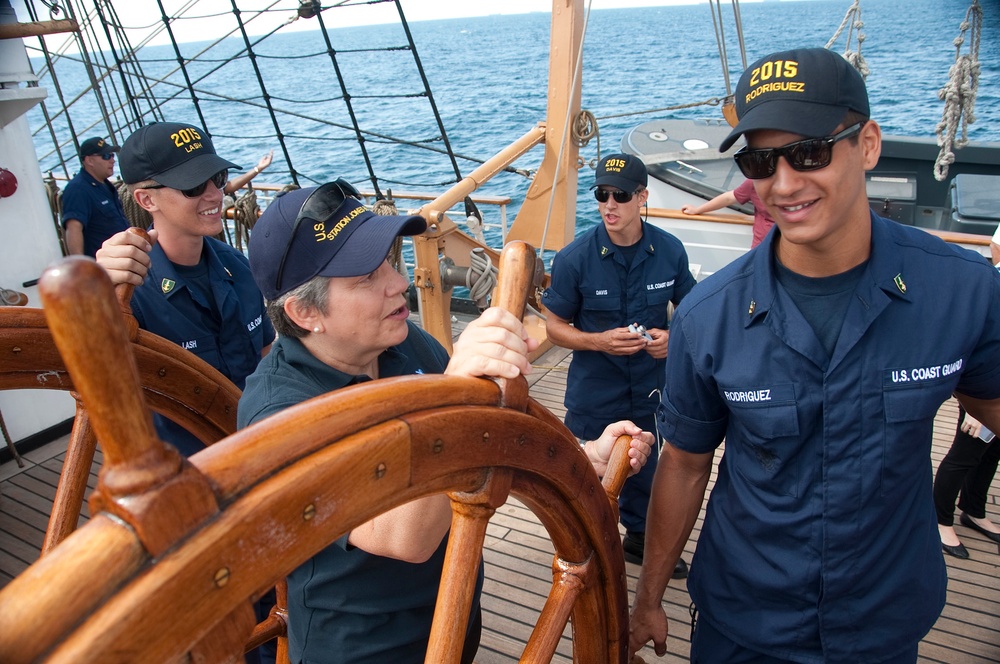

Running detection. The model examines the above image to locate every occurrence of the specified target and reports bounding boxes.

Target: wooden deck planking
[0,343,997,662]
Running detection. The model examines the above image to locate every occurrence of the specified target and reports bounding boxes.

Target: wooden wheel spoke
[41,400,97,554]
[427,469,514,663]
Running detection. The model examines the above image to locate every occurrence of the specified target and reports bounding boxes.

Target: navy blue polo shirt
[542,221,695,439]
[60,170,130,257]
[132,237,274,456]
[238,324,483,663]
[657,213,1000,662]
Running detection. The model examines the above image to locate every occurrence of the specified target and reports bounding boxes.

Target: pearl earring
[313,327,321,333]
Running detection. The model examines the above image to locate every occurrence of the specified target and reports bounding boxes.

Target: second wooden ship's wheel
[0,242,634,663]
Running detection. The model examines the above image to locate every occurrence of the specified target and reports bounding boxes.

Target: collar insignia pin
[224,267,232,277]
[600,245,609,256]
[161,278,175,294]
[894,274,906,293]
[748,300,756,315]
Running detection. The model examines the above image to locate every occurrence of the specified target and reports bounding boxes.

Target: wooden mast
[411,0,583,352]
[507,0,584,252]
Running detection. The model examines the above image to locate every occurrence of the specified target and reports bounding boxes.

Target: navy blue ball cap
[720,47,870,152]
[593,153,648,191]
[249,184,427,301]
[79,137,120,159]
[119,121,240,188]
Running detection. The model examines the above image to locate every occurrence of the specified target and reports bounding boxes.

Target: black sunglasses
[734,122,865,180]
[594,188,641,204]
[274,178,362,294]
[100,152,116,161]
[142,170,229,198]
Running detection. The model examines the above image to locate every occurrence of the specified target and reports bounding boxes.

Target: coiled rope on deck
[466,248,497,310]
[825,0,869,80]
[934,0,982,182]
[372,192,406,274]
[231,187,261,252]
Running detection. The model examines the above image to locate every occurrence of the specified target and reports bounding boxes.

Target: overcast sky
[22,0,716,44]
[15,0,790,51]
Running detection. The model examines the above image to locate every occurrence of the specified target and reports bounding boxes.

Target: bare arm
[681,190,738,216]
[545,312,647,357]
[347,495,454,563]
[347,306,540,562]
[629,443,713,658]
[64,220,85,255]
[990,242,1000,267]
[223,150,273,195]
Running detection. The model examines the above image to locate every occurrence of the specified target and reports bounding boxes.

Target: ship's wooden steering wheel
[0,242,633,663]
[0,289,240,551]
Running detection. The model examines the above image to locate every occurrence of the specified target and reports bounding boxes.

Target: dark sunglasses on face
[594,187,640,204]
[141,170,229,198]
[99,152,116,161]
[734,122,866,180]
[274,178,362,293]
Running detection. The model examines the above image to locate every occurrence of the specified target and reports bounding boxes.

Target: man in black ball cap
[630,46,1000,664]
[95,121,275,456]
[61,136,130,256]
[542,153,696,578]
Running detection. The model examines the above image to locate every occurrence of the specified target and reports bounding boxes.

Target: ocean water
[29,0,1000,241]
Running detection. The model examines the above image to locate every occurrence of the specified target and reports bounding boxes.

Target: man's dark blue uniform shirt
[542,220,695,438]
[60,169,130,257]
[657,213,1000,663]
[133,236,274,456]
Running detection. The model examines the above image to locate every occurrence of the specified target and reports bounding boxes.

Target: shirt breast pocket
[728,401,801,498]
[881,383,951,496]
[643,287,673,327]
[178,334,221,369]
[581,292,621,329]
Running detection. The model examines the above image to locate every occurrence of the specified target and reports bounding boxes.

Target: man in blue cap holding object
[630,47,1000,663]
[543,153,696,579]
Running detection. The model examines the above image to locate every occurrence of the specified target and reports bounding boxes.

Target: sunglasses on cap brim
[274,178,363,293]
[734,122,865,180]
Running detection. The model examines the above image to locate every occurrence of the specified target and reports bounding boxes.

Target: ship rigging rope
[708,0,733,96]
[117,182,153,230]
[372,194,405,274]
[33,0,522,192]
[231,188,261,251]
[825,0,869,79]
[933,0,982,182]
